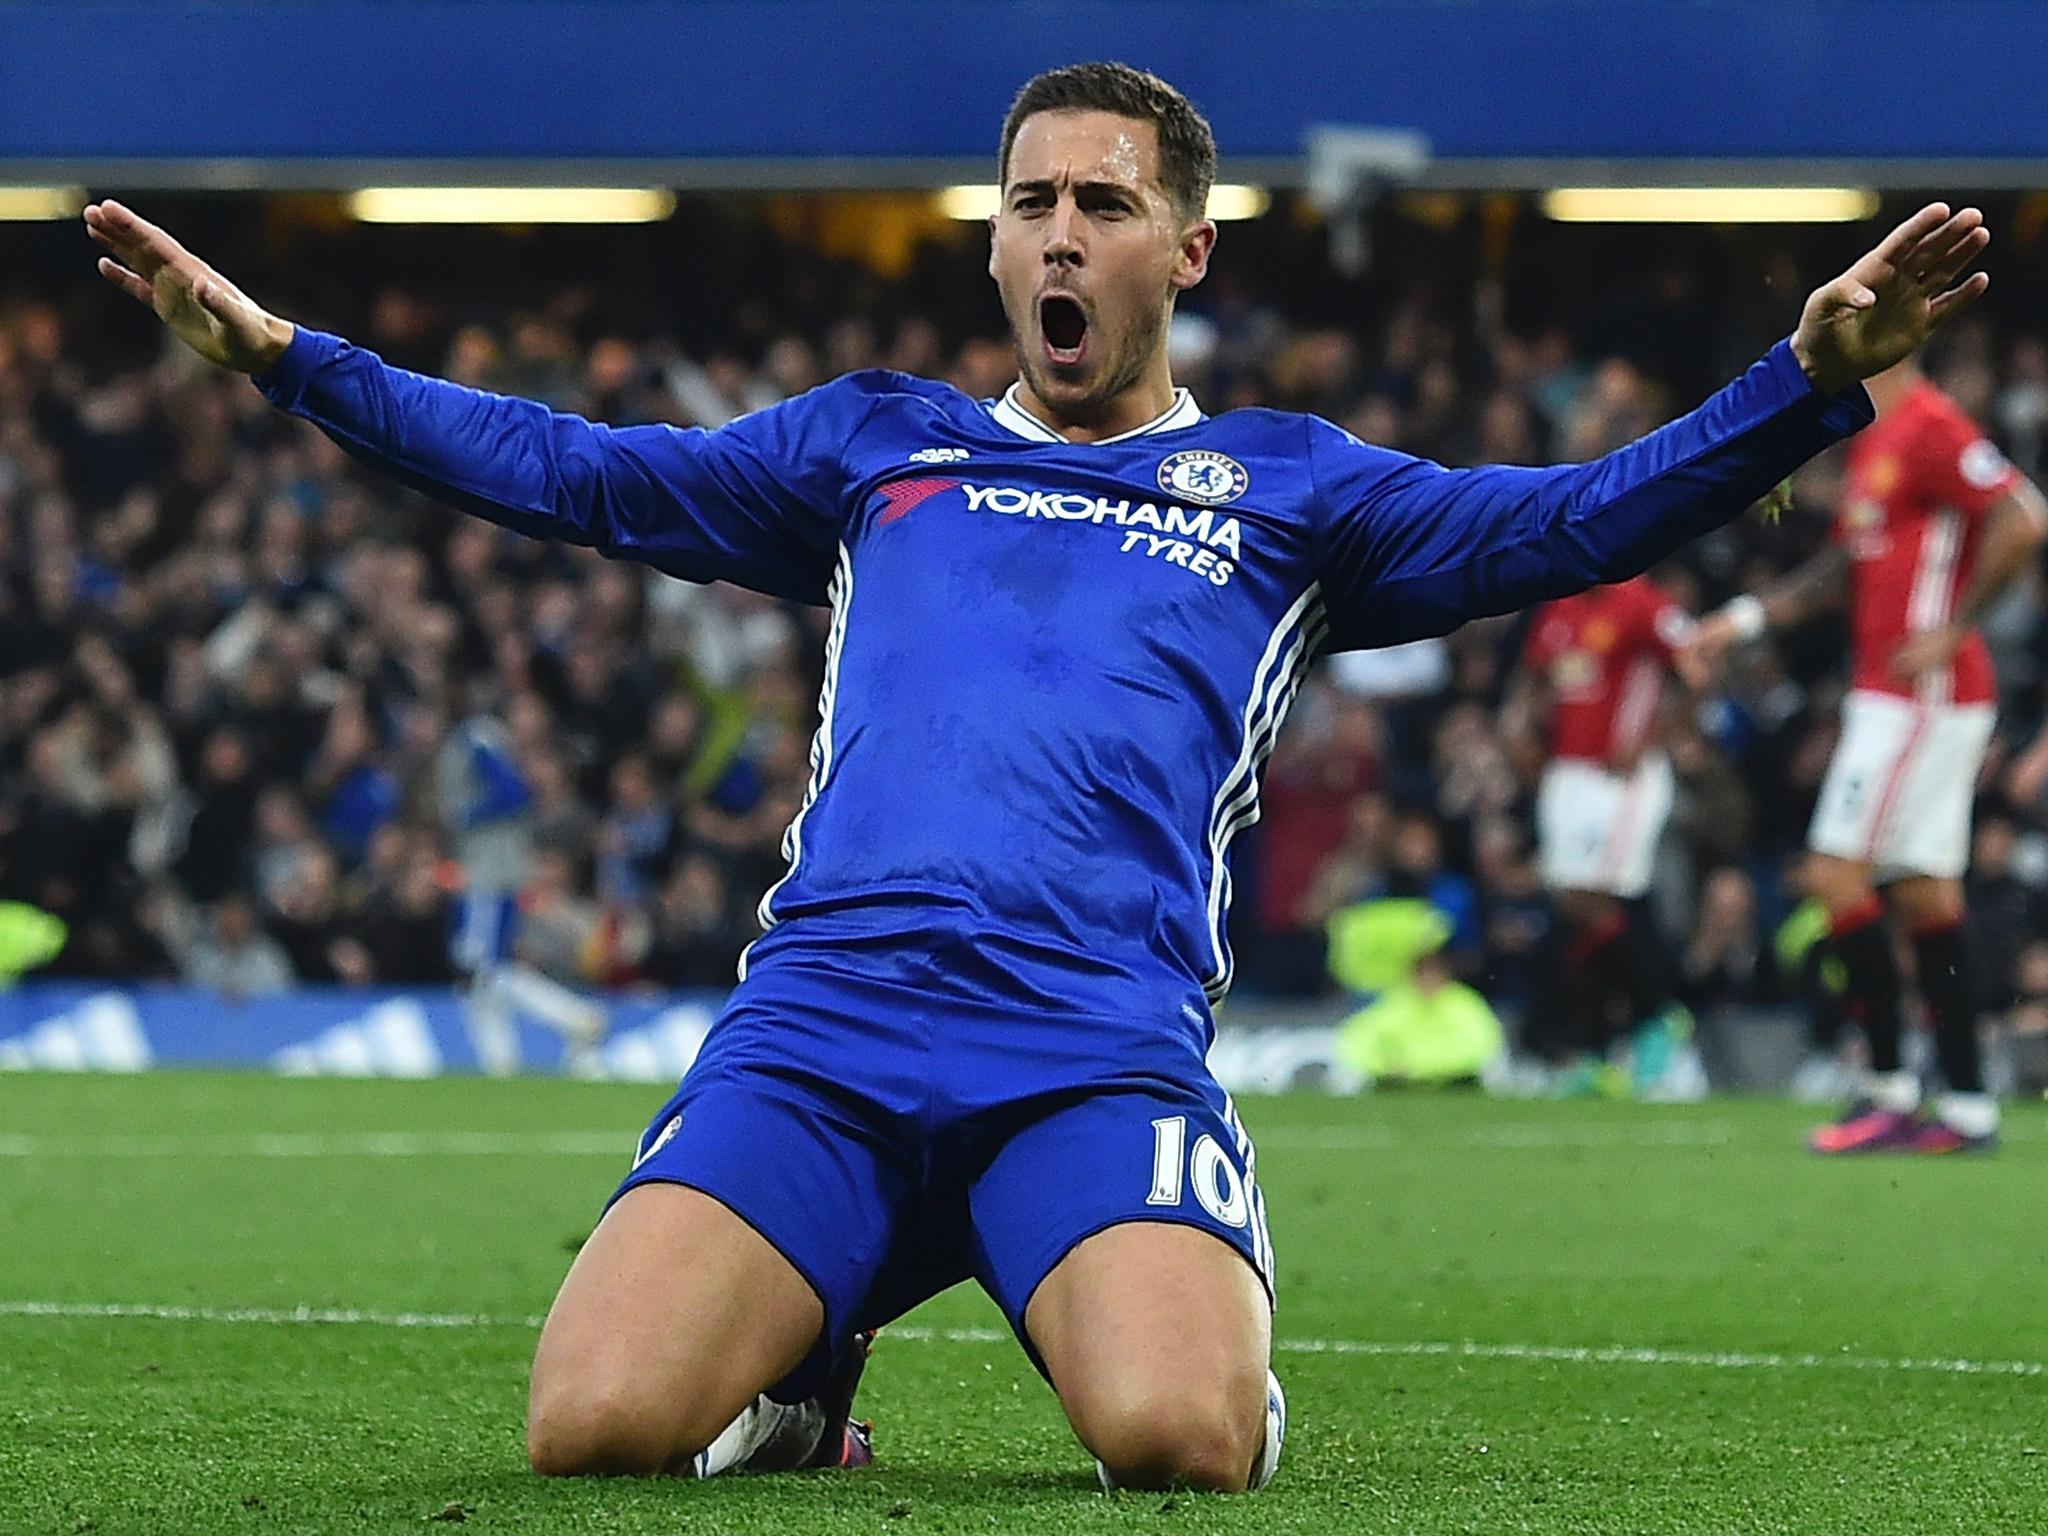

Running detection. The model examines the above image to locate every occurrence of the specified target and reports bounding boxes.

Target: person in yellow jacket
[0,902,68,988]
[1327,897,1505,1085]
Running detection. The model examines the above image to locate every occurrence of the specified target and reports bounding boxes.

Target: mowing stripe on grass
[0,1123,1758,1158]
[0,1300,541,1328]
[1272,1338,2047,1377]
[0,1131,634,1158]
[1258,1122,1739,1151]
[2,1300,2040,1380]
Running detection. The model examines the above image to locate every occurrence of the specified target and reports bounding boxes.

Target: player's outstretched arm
[85,200,853,604]
[1790,203,1991,395]
[1312,204,1991,652]
[86,200,294,374]
[1312,351,1871,650]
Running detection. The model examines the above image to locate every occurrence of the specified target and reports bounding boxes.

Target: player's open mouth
[1039,294,1089,366]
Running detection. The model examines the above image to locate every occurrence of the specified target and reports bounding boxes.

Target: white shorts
[1807,690,1995,881]
[1537,754,1674,899]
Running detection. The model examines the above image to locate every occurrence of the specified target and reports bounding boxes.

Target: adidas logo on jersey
[908,447,970,464]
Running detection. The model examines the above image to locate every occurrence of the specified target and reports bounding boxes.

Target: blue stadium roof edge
[2,1,2047,184]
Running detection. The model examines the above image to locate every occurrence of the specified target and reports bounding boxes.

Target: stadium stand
[7,193,2048,1076]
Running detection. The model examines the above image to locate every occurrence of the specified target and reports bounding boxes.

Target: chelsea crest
[1157,450,1249,506]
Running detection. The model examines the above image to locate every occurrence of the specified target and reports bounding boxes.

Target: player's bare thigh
[1803,853,1963,929]
[1803,850,1881,917]
[1886,873,1964,930]
[1025,1220,1270,1492]
[527,1183,823,1476]
[1554,888,1621,927]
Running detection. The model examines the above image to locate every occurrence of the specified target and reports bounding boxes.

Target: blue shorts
[606,959,1275,1401]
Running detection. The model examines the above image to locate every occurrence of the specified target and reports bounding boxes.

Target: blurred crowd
[7,195,2048,1057]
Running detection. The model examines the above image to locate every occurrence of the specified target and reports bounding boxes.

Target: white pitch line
[1,1301,2039,1381]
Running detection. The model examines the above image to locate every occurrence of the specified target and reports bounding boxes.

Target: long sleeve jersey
[256,331,1869,1050]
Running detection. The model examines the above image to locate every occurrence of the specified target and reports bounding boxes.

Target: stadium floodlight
[343,188,676,224]
[1543,187,1881,223]
[0,186,86,220]
[937,185,1000,220]
[1205,185,1272,221]
[1304,127,1433,276]
[935,184,1272,221]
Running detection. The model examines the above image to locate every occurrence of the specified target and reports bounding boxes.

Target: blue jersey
[256,333,1867,1055]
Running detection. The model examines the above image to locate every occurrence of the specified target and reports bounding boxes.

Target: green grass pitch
[2,1073,2044,1534]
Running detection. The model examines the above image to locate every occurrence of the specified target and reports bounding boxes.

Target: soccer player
[1513,576,1696,1092]
[85,63,1986,1491]
[435,698,608,1077]
[1686,354,2047,1153]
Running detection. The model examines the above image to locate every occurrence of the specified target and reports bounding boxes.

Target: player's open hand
[84,200,294,375]
[1791,203,1990,395]
[1888,622,1965,682]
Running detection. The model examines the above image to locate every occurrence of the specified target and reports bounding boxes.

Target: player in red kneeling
[1687,353,2048,1152]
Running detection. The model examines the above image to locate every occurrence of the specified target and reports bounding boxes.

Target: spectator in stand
[1962,812,2040,1018]
[596,753,677,906]
[181,894,293,998]
[1679,867,1762,1018]
[338,830,455,986]
[642,852,755,990]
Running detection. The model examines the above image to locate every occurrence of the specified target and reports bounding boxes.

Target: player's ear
[1170,219,1218,293]
[986,214,999,281]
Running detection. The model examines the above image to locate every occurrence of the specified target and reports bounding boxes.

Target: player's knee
[1082,1376,1266,1492]
[1556,889,1612,927]
[1802,854,1875,916]
[1892,877,1963,931]
[526,1378,710,1478]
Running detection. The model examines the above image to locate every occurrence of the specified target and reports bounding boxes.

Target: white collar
[989,382,1203,444]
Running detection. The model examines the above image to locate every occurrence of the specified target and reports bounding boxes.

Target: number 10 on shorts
[1147,1115,1250,1227]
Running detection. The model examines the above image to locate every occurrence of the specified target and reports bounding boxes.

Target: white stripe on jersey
[1202,585,1328,1003]
[1906,509,1962,707]
[1205,615,1326,1001]
[1222,1092,1277,1284]
[738,544,854,982]
[1211,623,1326,854]
[1610,656,1663,758]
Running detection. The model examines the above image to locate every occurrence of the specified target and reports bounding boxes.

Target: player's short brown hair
[999,62,1217,223]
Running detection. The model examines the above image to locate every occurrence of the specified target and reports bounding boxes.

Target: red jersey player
[1513,576,1696,1092]
[1687,356,2048,1151]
